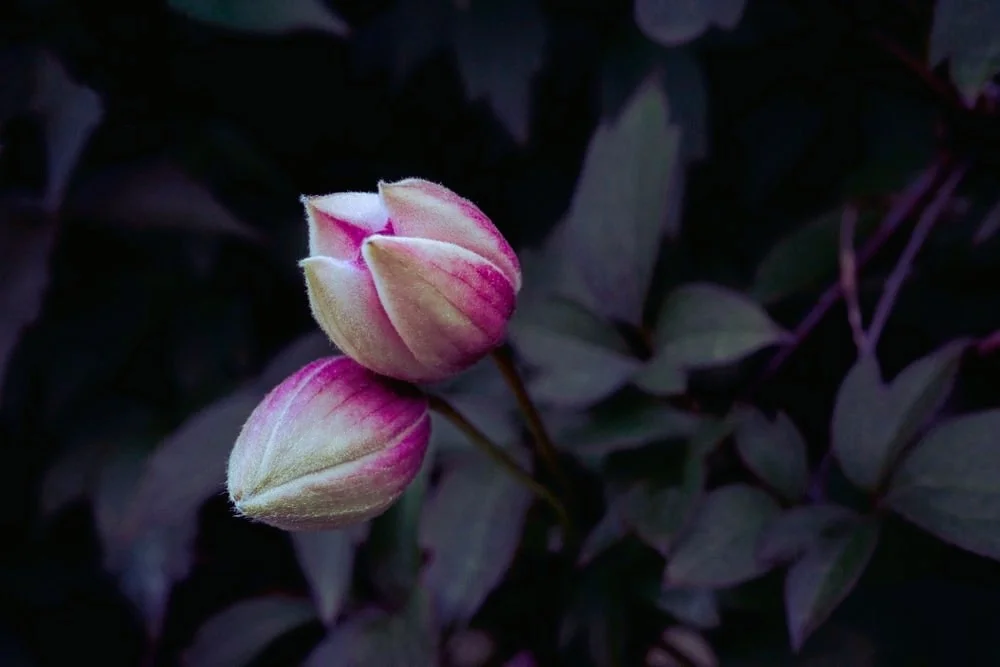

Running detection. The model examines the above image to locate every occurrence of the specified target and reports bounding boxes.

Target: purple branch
[839,205,868,353]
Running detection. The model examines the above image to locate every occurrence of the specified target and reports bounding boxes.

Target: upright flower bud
[227,356,430,531]
[299,178,521,383]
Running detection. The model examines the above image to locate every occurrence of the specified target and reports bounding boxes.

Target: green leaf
[292,526,367,626]
[665,484,781,588]
[184,596,316,667]
[784,519,880,651]
[451,0,544,143]
[929,0,1000,106]
[635,0,747,47]
[639,284,790,380]
[304,590,438,667]
[756,504,856,566]
[168,0,349,36]
[654,587,720,629]
[620,474,704,556]
[831,341,967,492]
[552,76,682,325]
[734,408,809,502]
[885,410,1000,560]
[419,452,533,625]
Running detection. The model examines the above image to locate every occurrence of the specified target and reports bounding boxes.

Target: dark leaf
[578,507,629,566]
[734,408,809,501]
[665,484,781,588]
[660,626,720,667]
[654,587,720,629]
[929,0,1000,105]
[620,460,705,556]
[168,0,349,36]
[420,451,532,625]
[184,596,316,667]
[293,525,368,626]
[784,519,880,651]
[756,504,855,565]
[635,0,747,47]
[973,194,1000,244]
[885,409,1000,560]
[831,341,967,492]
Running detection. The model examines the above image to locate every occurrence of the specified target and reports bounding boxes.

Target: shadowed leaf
[929,0,1000,105]
[635,0,747,47]
[292,525,368,626]
[734,408,809,501]
[756,504,855,565]
[168,0,349,36]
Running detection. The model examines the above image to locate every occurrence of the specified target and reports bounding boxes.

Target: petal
[378,178,522,290]
[302,192,388,259]
[362,235,517,377]
[299,256,428,382]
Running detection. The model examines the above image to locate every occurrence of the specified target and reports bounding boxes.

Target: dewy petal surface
[300,256,427,381]
[362,235,517,377]
[378,179,522,290]
[303,192,389,259]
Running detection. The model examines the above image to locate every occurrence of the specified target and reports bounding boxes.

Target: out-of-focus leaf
[660,626,720,667]
[292,524,368,626]
[168,0,349,36]
[502,651,536,667]
[635,0,746,47]
[578,506,629,566]
[885,410,1000,560]
[654,587,720,629]
[0,211,57,403]
[831,341,967,492]
[452,0,544,143]
[420,451,532,625]
[67,160,261,240]
[559,556,631,667]
[756,504,855,565]
[785,519,880,651]
[445,629,494,667]
[426,358,519,457]
[929,0,1000,106]
[665,484,780,588]
[620,456,705,555]
[973,194,1000,243]
[734,408,809,502]
[39,440,105,516]
[304,590,438,667]
[184,596,316,667]
[638,284,789,390]
[30,52,103,211]
[553,76,681,325]
[509,297,641,409]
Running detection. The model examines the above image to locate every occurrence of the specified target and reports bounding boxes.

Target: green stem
[428,394,575,549]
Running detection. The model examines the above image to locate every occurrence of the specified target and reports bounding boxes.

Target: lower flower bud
[227,356,431,531]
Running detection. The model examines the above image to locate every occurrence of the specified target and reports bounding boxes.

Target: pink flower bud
[299,178,521,383]
[227,356,430,531]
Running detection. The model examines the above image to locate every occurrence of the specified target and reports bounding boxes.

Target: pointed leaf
[553,77,682,325]
[168,0,349,36]
[184,596,316,667]
[785,519,880,651]
[734,408,809,501]
[643,283,790,373]
[620,464,705,556]
[756,504,855,565]
[635,0,747,47]
[578,507,628,566]
[654,587,720,630]
[292,526,367,626]
[420,453,533,625]
[832,341,967,491]
[929,0,1000,106]
[665,484,781,588]
[885,410,1000,560]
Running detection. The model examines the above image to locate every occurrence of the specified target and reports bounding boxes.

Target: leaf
[39,440,106,516]
[929,0,1000,106]
[553,76,682,325]
[420,452,533,625]
[292,526,367,626]
[831,341,967,492]
[665,484,781,588]
[184,596,316,667]
[30,52,103,211]
[360,0,451,84]
[168,0,349,36]
[508,297,641,408]
[67,160,260,240]
[639,284,790,380]
[654,587,720,629]
[734,408,809,502]
[973,194,1000,244]
[635,0,747,47]
[619,457,706,555]
[578,507,629,566]
[885,410,1000,560]
[451,0,544,143]
[785,519,880,651]
[0,211,57,404]
[304,590,438,667]
[756,504,855,565]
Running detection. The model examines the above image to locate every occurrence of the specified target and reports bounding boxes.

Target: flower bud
[227,356,430,531]
[299,178,521,383]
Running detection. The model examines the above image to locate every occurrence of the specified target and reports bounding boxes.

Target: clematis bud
[227,356,430,531]
[299,178,521,383]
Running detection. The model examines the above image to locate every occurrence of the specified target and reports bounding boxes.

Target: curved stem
[428,394,575,549]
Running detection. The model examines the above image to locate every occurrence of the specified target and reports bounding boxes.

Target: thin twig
[756,161,944,385]
[866,165,968,351]
[839,204,868,353]
[427,394,576,549]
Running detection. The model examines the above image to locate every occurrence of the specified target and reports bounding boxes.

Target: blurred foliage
[2,0,1000,665]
